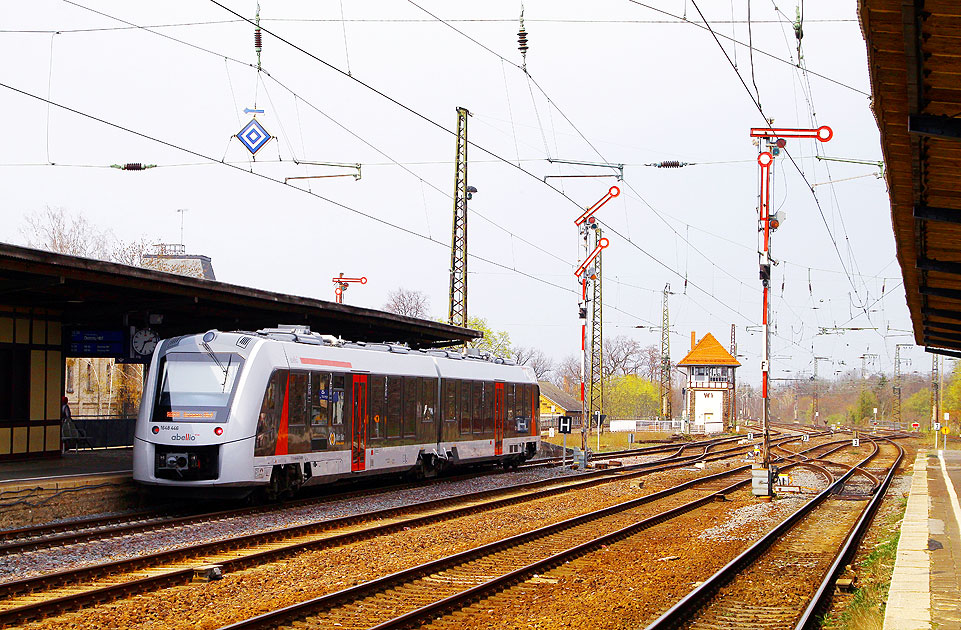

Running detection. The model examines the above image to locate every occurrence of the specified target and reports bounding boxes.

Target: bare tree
[551,354,581,395]
[383,288,432,319]
[513,346,555,379]
[603,335,647,377]
[21,206,117,261]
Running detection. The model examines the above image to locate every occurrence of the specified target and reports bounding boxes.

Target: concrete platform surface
[883,448,961,630]
[0,448,132,491]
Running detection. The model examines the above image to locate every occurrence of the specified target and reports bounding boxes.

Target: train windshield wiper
[201,341,228,385]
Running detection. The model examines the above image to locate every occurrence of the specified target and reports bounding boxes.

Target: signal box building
[677,332,740,434]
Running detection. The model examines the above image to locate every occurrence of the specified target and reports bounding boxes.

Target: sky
[0,1,927,386]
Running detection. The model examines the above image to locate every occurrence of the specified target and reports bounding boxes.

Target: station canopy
[861,1,961,356]
[0,243,477,349]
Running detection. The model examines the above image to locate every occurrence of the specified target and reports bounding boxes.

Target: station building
[537,381,583,428]
[0,243,476,461]
[677,332,740,434]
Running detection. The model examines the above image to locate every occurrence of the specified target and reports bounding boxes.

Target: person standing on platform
[61,396,72,423]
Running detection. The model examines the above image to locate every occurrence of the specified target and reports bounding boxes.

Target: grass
[821,495,907,630]
[542,430,681,452]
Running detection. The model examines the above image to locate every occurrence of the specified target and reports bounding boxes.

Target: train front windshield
[152,352,245,423]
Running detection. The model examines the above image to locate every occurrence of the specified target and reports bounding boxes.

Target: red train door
[494,382,504,455]
[351,375,368,472]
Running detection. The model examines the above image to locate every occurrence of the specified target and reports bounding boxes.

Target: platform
[0,447,132,493]
[883,448,961,630]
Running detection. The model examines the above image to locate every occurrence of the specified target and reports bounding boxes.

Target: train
[132,325,541,498]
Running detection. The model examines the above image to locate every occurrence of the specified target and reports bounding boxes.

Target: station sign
[68,329,125,357]
[852,438,860,447]
[558,416,573,434]
[935,422,941,431]
[801,434,809,442]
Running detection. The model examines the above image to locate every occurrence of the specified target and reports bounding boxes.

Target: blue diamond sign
[238,118,271,155]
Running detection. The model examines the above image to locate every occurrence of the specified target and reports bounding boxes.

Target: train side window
[472,381,484,434]
[331,374,345,426]
[420,377,436,423]
[403,376,417,437]
[519,384,531,423]
[287,372,308,426]
[532,383,540,432]
[459,379,471,435]
[369,375,386,441]
[444,380,457,423]
[386,376,402,439]
[310,372,331,426]
[506,383,515,426]
[482,382,494,433]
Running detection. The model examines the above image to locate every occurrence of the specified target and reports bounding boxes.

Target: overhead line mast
[449,107,471,329]
[660,285,672,422]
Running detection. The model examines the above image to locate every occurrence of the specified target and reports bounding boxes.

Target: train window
[532,383,540,432]
[386,376,402,439]
[403,377,417,437]
[459,379,471,435]
[369,375,386,441]
[287,372,308,426]
[506,383,515,426]
[331,374,345,426]
[310,372,330,426]
[420,377,436,423]
[255,370,286,457]
[519,384,531,422]
[472,381,484,434]
[444,380,457,423]
[481,382,494,433]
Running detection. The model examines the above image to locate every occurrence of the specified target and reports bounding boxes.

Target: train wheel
[418,454,438,480]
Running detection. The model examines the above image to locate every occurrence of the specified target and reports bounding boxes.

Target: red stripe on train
[299,357,353,368]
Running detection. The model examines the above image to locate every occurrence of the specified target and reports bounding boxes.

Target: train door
[494,382,504,455]
[351,375,368,472]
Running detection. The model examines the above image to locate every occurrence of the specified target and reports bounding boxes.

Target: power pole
[813,356,829,424]
[574,186,618,453]
[588,226,604,450]
[932,354,941,430]
[729,323,737,429]
[660,284,672,422]
[448,107,470,329]
[893,343,912,425]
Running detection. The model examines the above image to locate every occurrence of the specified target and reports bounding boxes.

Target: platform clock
[131,327,159,356]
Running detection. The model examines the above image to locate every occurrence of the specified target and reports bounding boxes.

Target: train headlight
[214,426,224,436]
[203,331,216,343]
[151,426,159,434]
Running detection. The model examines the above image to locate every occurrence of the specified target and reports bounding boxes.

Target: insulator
[125,163,143,171]
[654,160,688,168]
[517,28,529,54]
[254,28,262,50]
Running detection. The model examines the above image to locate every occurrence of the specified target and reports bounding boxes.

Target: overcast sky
[0,1,924,384]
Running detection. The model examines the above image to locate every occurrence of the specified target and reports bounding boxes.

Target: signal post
[749,125,832,498]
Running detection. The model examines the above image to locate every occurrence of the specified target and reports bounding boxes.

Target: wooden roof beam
[909,114,961,140]
[923,319,961,333]
[914,203,961,223]
[925,346,961,359]
[920,285,961,300]
[918,257,961,274]
[923,306,961,321]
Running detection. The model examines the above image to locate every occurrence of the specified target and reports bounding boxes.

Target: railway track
[212,445,840,630]
[644,437,904,630]
[0,434,818,625]
[0,433,757,556]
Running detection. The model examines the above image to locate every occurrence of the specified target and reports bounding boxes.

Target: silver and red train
[132,326,540,498]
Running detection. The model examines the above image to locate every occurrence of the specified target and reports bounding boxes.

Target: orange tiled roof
[677,332,741,367]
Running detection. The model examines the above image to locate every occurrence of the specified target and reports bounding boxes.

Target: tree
[605,375,659,418]
[602,335,647,377]
[848,390,880,425]
[513,346,554,379]
[21,206,117,261]
[552,354,581,396]
[383,288,431,319]
[464,316,512,357]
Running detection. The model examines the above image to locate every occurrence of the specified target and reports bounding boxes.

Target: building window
[66,363,75,393]
[85,363,94,392]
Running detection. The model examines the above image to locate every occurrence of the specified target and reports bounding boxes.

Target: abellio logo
[171,433,197,441]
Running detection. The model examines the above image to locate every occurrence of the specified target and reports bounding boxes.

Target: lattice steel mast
[449,107,469,328]
[660,284,672,421]
[588,226,604,441]
[893,343,911,424]
[729,323,736,429]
